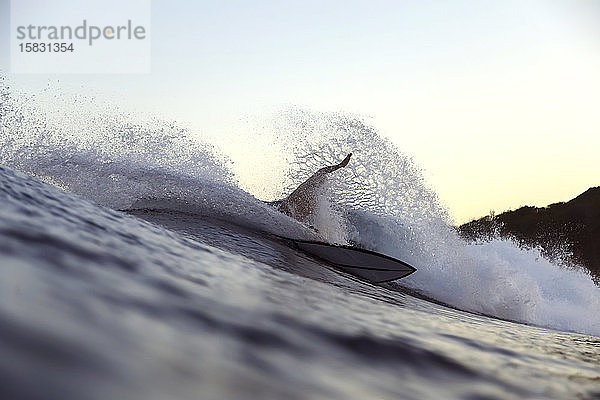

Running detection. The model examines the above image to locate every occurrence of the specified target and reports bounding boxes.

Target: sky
[1,0,599,223]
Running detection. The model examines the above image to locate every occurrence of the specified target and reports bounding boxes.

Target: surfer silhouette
[278,153,352,222]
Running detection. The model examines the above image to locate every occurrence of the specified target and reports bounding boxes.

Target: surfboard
[124,207,416,284]
[289,239,416,283]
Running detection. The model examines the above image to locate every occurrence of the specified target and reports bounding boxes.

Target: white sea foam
[354,210,600,335]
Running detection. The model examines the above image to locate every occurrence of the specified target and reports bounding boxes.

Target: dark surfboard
[124,207,416,284]
[290,239,416,283]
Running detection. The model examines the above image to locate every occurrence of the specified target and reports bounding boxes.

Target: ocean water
[1,79,600,399]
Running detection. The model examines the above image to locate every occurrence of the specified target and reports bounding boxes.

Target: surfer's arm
[278,153,352,221]
[289,153,352,197]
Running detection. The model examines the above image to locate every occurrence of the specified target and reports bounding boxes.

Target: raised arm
[318,153,352,174]
[278,153,352,221]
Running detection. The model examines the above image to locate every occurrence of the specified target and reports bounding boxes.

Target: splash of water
[0,77,315,239]
[0,77,232,208]
[1,77,598,336]
[258,108,600,336]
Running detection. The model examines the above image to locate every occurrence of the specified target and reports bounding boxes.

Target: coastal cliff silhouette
[460,187,600,280]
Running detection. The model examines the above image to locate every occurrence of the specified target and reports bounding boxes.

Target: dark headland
[459,187,600,281]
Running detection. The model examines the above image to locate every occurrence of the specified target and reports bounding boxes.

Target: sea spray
[261,108,600,335]
[1,76,599,335]
[0,77,316,240]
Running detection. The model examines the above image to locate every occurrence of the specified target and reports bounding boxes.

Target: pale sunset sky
[1,0,599,223]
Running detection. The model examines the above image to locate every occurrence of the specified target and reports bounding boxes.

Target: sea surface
[1,79,600,399]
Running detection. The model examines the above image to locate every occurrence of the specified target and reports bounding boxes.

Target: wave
[0,76,316,240]
[1,76,598,336]
[260,108,600,335]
